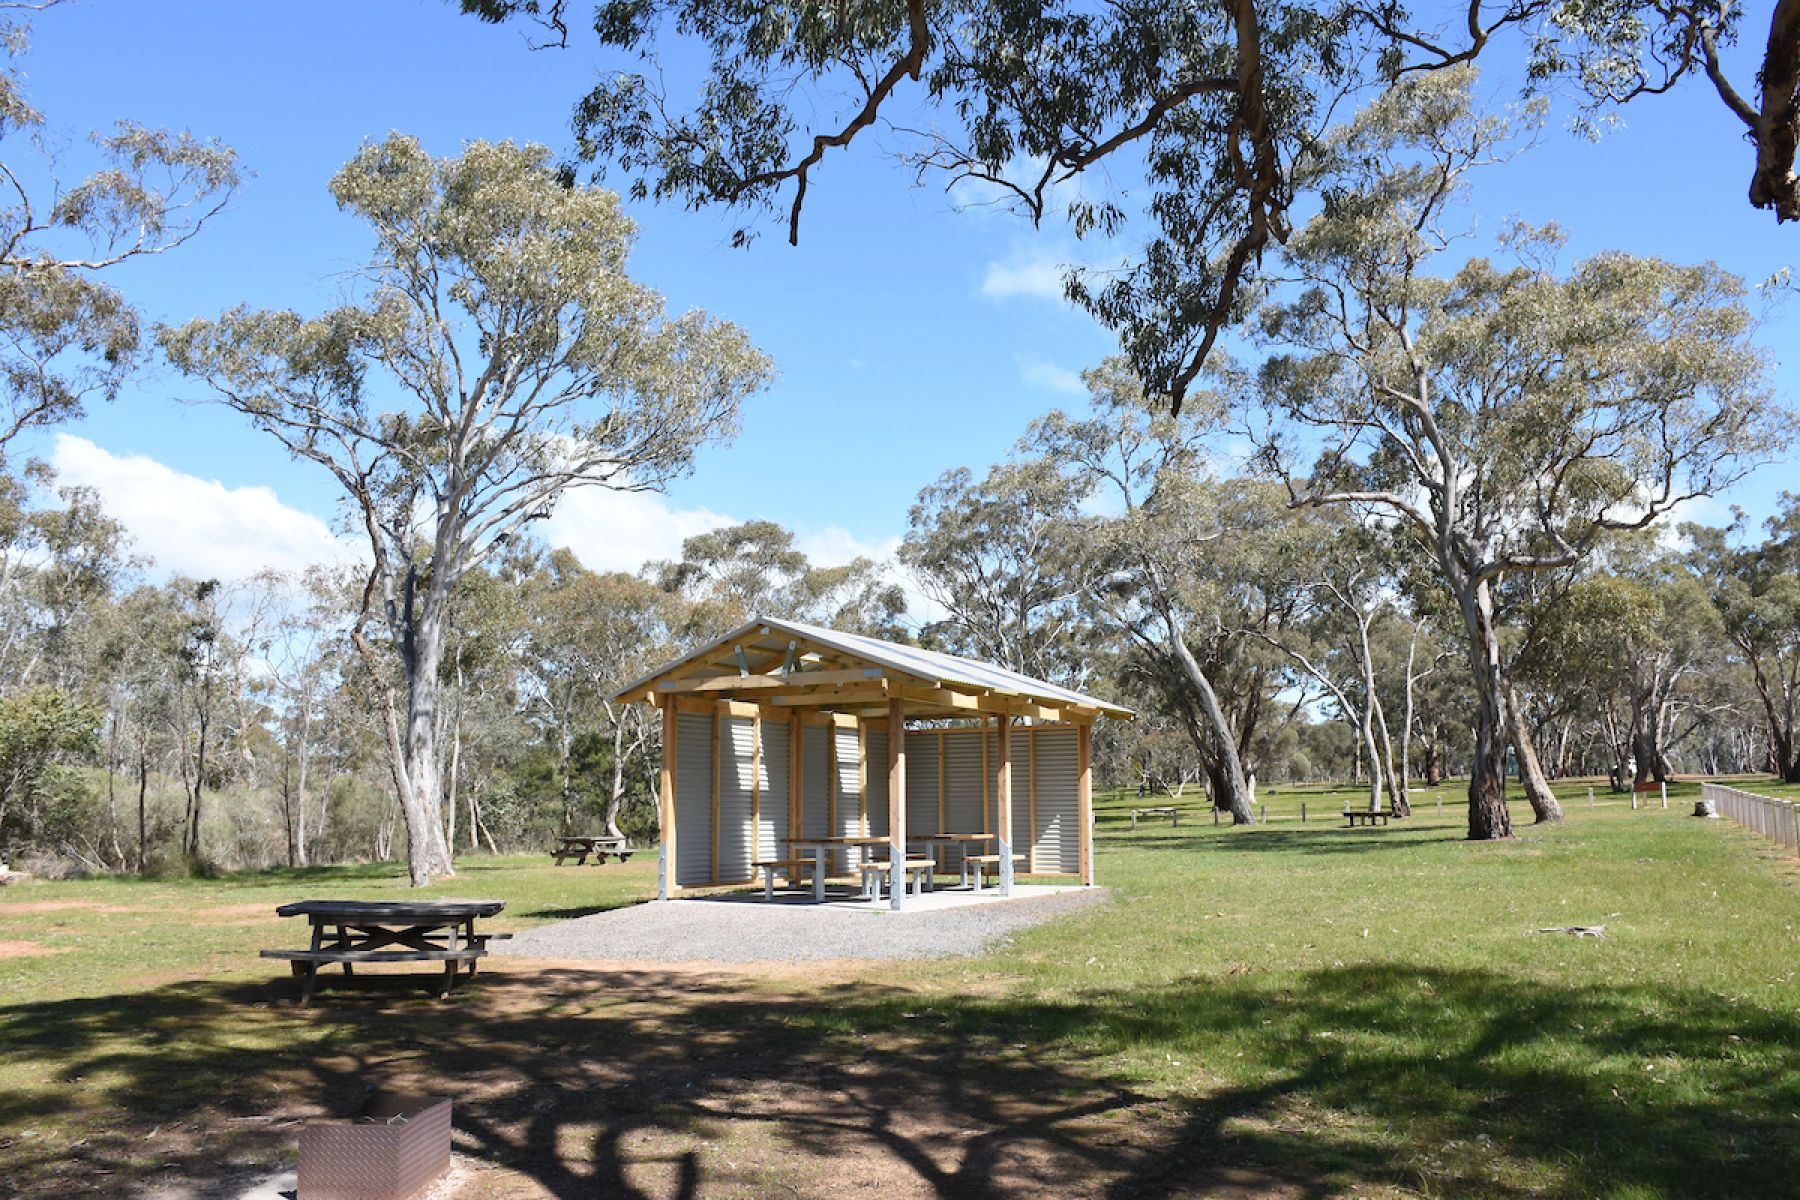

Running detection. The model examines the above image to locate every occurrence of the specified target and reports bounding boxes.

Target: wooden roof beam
[659,667,885,695]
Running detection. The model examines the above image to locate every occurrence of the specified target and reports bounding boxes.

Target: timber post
[658,698,676,900]
[997,714,1014,896]
[887,697,906,911]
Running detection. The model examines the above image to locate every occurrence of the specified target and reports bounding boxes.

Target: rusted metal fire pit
[298,1090,451,1200]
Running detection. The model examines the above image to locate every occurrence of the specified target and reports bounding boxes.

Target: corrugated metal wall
[758,719,789,863]
[904,732,940,856]
[865,729,889,838]
[1030,726,1081,874]
[981,730,1032,862]
[717,716,756,883]
[834,726,862,833]
[670,713,1083,887]
[801,725,831,839]
[674,713,714,887]
[941,730,985,874]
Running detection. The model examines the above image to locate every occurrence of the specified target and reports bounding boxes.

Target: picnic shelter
[612,617,1134,909]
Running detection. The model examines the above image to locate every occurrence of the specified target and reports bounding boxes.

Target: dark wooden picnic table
[261,899,508,1003]
[551,835,635,865]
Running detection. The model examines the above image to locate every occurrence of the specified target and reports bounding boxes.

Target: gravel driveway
[497,886,1109,963]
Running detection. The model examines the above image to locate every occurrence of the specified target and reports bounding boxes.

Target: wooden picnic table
[551,835,634,865]
[914,832,1004,890]
[261,899,508,1003]
[780,836,890,903]
[1343,809,1392,827]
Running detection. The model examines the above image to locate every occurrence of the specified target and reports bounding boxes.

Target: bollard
[1213,809,1220,826]
[1588,787,1594,807]
[1301,801,1308,823]
[1436,794,1443,815]
[1660,781,1668,809]
[1260,803,1266,823]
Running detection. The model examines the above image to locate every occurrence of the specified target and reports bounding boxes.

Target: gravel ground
[497,886,1109,962]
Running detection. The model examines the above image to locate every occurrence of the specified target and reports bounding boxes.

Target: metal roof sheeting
[614,614,1134,718]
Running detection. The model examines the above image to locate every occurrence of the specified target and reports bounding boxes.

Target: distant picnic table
[551,835,634,865]
[261,899,508,1003]
[1343,808,1393,827]
[1131,806,1180,830]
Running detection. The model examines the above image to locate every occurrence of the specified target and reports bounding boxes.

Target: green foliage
[0,9,238,455]
[654,519,906,639]
[0,686,101,852]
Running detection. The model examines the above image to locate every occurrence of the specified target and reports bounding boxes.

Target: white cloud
[795,527,900,568]
[1653,493,1732,551]
[537,485,736,574]
[1017,354,1086,396]
[979,246,1073,303]
[49,435,358,580]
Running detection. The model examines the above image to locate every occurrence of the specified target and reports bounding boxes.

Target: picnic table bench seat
[959,852,1027,891]
[753,858,820,899]
[264,899,507,1002]
[858,856,934,900]
[1343,809,1393,827]
[551,836,634,865]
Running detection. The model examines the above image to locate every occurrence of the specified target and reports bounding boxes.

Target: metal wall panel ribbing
[984,729,1035,875]
[1030,727,1081,874]
[758,720,790,863]
[941,730,985,873]
[801,726,831,839]
[865,729,890,839]
[986,734,1029,863]
[834,724,864,866]
[1008,731,1030,871]
[904,732,941,844]
[674,713,714,887]
[716,716,756,883]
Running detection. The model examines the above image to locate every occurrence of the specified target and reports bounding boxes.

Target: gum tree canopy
[2,3,238,457]
[163,136,773,885]
[462,0,1800,405]
[1252,72,1783,840]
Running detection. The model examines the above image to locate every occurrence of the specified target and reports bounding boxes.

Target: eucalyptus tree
[654,520,907,640]
[1027,359,1269,822]
[1687,496,1800,782]
[900,460,1093,684]
[0,684,98,861]
[463,0,1798,411]
[1,3,238,458]
[517,550,676,839]
[1525,560,1723,790]
[162,135,773,885]
[1244,512,1410,815]
[1253,70,1782,839]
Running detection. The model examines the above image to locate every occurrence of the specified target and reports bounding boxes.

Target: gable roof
[612,615,1133,721]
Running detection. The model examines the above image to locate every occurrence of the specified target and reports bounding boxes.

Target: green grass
[3,779,1796,1198]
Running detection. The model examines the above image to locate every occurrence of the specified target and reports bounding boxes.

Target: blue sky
[13,1,1796,605]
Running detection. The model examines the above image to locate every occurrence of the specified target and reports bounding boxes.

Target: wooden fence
[1701,782,1800,855]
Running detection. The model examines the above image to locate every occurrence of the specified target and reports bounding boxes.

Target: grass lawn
[2,778,1797,1198]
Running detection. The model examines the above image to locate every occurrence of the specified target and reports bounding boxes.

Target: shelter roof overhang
[611,616,1134,724]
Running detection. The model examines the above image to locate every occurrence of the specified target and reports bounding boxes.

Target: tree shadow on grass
[1118,827,1471,857]
[2,960,1795,1198]
[511,900,644,921]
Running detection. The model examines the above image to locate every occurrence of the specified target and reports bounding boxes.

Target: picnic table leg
[812,850,826,904]
[440,960,457,998]
[300,963,318,1005]
[764,866,775,901]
